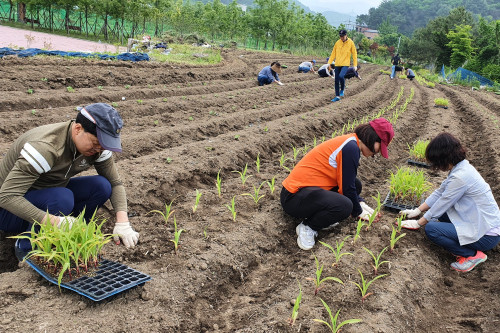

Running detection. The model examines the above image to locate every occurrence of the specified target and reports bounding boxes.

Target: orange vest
[282,134,359,194]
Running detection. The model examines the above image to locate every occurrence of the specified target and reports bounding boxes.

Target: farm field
[1,49,500,333]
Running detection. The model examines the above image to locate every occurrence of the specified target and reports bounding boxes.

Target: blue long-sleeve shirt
[258,66,279,83]
[423,159,500,245]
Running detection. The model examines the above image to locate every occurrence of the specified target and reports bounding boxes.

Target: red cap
[369,118,394,158]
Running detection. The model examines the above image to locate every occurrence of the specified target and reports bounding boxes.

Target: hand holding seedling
[113,222,140,248]
[358,202,380,222]
[399,207,421,219]
[400,219,421,230]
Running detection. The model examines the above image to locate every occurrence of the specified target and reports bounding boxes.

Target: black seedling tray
[382,192,421,212]
[15,240,151,301]
[407,159,430,168]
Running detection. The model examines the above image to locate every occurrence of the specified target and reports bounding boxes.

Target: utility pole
[396,36,401,54]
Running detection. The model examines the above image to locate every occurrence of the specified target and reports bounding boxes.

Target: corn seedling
[216,169,222,197]
[166,157,173,163]
[162,98,168,102]
[390,225,406,251]
[291,145,300,162]
[234,134,240,140]
[125,84,131,89]
[353,218,366,242]
[372,191,382,212]
[395,214,405,233]
[302,144,309,156]
[170,216,184,254]
[188,116,194,121]
[226,196,237,221]
[232,163,252,186]
[192,189,202,213]
[266,176,276,194]
[350,268,388,303]
[363,246,390,275]
[408,140,429,162]
[255,153,261,173]
[313,299,362,332]
[98,86,103,91]
[306,255,344,295]
[27,88,34,94]
[112,102,118,107]
[319,236,353,267]
[279,149,290,172]
[288,280,302,326]
[149,200,175,225]
[31,109,36,115]
[137,99,144,104]
[365,206,380,231]
[389,167,432,206]
[66,86,75,93]
[242,181,266,206]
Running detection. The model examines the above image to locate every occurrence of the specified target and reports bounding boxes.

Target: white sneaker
[296,222,318,250]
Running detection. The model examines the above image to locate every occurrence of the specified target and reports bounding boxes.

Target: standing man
[0,103,140,249]
[328,29,358,102]
[390,53,401,79]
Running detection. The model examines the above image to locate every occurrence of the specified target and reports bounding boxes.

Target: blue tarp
[0,47,149,62]
[447,67,493,87]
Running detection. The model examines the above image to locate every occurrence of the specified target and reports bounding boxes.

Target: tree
[446,24,475,68]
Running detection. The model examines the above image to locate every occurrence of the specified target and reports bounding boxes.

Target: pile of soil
[1,49,499,332]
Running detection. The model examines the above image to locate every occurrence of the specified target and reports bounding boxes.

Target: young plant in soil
[266,176,276,195]
[350,268,388,303]
[306,255,344,296]
[66,86,75,93]
[255,153,261,173]
[390,225,406,251]
[288,280,302,326]
[171,216,184,255]
[408,140,429,163]
[319,236,353,267]
[313,298,362,332]
[353,218,366,243]
[232,163,252,186]
[395,214,405,233]
[388,167,432,207]
[11,211,113,288]
[149,200,175,225]
[226,196,237,221]
[192,189,202,213]
[279,149,290,172]
[291,145,300,163]
[363,246,390,275]
[434,98,449,108]
[242,181,266,206]
[216,169,222,198]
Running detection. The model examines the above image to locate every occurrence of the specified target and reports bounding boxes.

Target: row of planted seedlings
[388,87,415,124]
[11,211,113,287]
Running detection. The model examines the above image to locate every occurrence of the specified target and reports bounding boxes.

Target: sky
[297,0,384,16]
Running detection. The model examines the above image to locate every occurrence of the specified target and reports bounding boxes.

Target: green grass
[149,44,222,65]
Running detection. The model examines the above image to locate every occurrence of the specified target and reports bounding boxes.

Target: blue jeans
[425,214,500,257]
[298,66,311,73]
[391,65,396,78]
[0,175,112,233]
[334,66,348,97]
[258,76,273,86]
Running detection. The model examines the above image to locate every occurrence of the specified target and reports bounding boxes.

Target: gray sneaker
[296,222,318,250]
[450,251,487,272]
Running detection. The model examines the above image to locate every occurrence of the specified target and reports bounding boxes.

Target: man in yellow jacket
[328,29,358,102]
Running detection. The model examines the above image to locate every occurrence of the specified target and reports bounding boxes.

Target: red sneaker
[450,251,487,272]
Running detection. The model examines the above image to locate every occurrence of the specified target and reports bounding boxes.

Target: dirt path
[0,49,499,333]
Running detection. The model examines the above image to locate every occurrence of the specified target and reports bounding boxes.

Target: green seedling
[98,86,103,91]
[266,176,276,194]
[363,246,390,275]
[162,98,168,102]
[350,268,387,303]
[137,99,144,104]
[188,116,194,121]
[242,181,266,206]
[192,189,202,213]
[279,149,290,172]
[306,255,344,296]
[125,84,131,89]
[148,84,152,88]
[216,169,222,197]
[153,120,159,126]
[232,164,252,186]
[41,77,48,82]
[203,227,208,240]
[31,109,37,115]
[66,86,75,93]
[112,102,118,107]
[263,126,269,132]
[389,167,432,206]
[170,216,184,254]
[390,225,406,251]
[319,236,353,267]
[289,280,302,326]
[372,191,382,212]
[234,134,240,140]
[226,196,237,221]
[149,200,175,225]
[408,140,429,162]
[291,145,300,162]
[255,153,261,173]
[302,144,309,156]
[313,299,362,333]
[434,98,449,107]
[395,214,405,233]
[166,157,173,163]
[353,218,366,242]
[27,88,34,94]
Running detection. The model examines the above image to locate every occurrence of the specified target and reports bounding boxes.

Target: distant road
[0,25,126,52]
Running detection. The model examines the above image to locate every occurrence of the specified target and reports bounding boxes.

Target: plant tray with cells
[12,213,151,301]
[383,167,431,212]
[407,139,430,168]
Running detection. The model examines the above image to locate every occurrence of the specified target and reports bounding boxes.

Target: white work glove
[358,201,375,221]
[277,81,284,86]
[113,222,140,248]
[399,208,421,219]
[57,216,77,230]
[401,219,421,230]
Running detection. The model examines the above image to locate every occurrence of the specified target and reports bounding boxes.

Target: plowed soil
[1,49,500,333]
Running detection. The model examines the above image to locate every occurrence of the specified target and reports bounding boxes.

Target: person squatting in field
[344,65,362,81]
[406,68,415,80]
[258,62,284,86]
[318,63,335,78]
[328,29,358,102]
[280,118,395,250]
[298,60,316,73]
[400,133,500,272]
[0,103,140,250]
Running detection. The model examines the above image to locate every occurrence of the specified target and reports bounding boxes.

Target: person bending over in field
[400,133,500,272]
[318,63,335,78]
[298,60,316,73]
[258,62,284,86]
[281,118,394,250]
[0,103,140,251]
[344,65,362,81]
[328,29,358,102]
[406,68,415,81]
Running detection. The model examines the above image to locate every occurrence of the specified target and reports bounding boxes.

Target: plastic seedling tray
[382,192,422,212]
[407,159,430,168]
[15,240,151,301]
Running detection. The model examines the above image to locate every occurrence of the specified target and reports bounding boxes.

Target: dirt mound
[1,49,500,333]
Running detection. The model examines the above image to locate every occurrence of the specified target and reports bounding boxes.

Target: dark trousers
[258,76,273,86]
[318,69,333,78]
[0,175,112,233]
[280,179,362,231]
[334,66,349,96]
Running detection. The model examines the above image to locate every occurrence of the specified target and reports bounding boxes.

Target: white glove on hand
[113,222,140,248]
[277,81,284,86]
[401,220,421,230]
[400,208,421,219]
[358,202,375,221]
[57,216,77,230]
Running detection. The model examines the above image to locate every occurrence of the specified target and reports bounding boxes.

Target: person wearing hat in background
[399,133,500,272]
[258,62,284,86]
[281,118,394,250]
[0,103,140,250]
[318,62,335,78]
[298,60,316,73]
[328,29,358,102]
